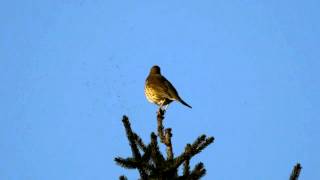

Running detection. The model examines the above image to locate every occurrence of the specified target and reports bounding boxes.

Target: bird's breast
[144,85,163,105]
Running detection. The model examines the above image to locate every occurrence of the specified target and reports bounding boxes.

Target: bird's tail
[178,98,192,108]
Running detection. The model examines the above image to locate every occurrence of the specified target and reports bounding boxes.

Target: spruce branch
[157,108,166,143]
[133,132,147,152]
[157,108,175,160]
[114,157,139,169]
[177,162,205,180]
[289,163,302,180]
[191,135,214,155]
[122,116,141,159]
[189,162,206,179]
[183,144,192,176]
[141,145,152,162]
[150,132,165,168]
[165,128,174,160]
[169,135,214,170]
[119,175,127,180]
[121,116,148,179]
[116,113,214,179]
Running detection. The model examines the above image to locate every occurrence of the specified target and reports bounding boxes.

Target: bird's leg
[162,99,172,111]
[163,104,170,111]
[159,99,166,112]
[159,99,165,108]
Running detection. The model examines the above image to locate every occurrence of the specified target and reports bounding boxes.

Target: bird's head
[150,65,161,74]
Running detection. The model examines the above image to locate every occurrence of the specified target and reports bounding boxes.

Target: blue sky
[1,0,320,179]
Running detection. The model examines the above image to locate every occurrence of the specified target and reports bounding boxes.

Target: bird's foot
[158,107,166,116]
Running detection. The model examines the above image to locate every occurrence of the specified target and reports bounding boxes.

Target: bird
[144,65,192,110]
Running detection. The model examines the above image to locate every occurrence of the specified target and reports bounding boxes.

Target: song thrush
[145,65,192,109]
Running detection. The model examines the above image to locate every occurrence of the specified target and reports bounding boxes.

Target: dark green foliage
[115,110,214,180]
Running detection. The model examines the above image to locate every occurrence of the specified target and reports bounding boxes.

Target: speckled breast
[144,85,163,105]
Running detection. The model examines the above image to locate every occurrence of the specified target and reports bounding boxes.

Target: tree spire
[115,109,214,179]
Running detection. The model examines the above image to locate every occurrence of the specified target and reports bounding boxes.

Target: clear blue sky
[1,0,319,179]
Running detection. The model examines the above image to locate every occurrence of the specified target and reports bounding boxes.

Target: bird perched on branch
[145,65,192,110]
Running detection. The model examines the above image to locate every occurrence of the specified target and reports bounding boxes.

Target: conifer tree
[114,109,302,179]
[115,108,214,179]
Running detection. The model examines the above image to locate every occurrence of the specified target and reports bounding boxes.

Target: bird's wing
[162,76,180,100]
[146,75,172,99]
[163,76,192,108]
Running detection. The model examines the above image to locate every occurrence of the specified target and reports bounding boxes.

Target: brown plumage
[144,65,192,109]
